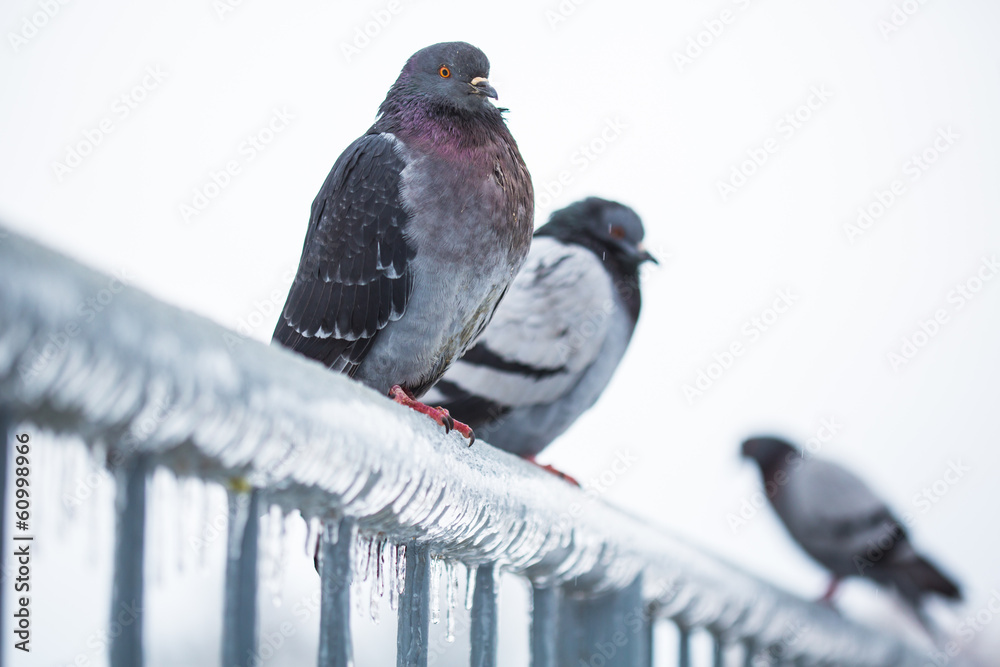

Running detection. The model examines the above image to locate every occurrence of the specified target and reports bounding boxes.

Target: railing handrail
[0,225,928,665]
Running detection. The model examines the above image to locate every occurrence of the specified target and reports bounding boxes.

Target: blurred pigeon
[272,42,533,443]
[741,437,961,621]
[424,198,656,472]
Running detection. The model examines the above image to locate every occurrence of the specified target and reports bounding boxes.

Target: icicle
[271,512,289,608]
[196,483,213,569]
[86,449,104,566]
[367,535,386,623]
[58,442,74,527]
[176,477,196,573]
[465,563,476,610]
[445,610,456,643]
[353,533,375,620]
[430,557,442,624]
[363,535,375,581]
[352,532,363,581]
[445,561,458,642]
[328,516,342,544]
[86,469,101,565]
[353,569,365,619]
[388,542,400,612]
[369,579,381,624]
[59,441,84,529]
[376,536,386,598]
[226,487,252,561]
[395,543,406,598]
[305,517,320,558]
[261,507,291,609]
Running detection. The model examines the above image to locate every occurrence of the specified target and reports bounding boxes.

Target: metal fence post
[743,639,757,667]
[677,624,691,667]
[530,584,559,667]
[712,633,725,667]
[318,517,356,667]
[223,486,260,667]
[470,563,498,667]
[557,576,649,667]
[397,541,431,667]
[109,453,151,667]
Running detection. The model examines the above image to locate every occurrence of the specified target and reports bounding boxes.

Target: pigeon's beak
[635,243,658,265]
[470,77,499,100]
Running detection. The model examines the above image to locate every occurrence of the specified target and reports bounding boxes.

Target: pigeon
[741,437,961,620]
[423,197,656,471]
[272,42,533,443]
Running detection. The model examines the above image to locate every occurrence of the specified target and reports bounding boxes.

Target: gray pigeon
[272,42,533,442]
[423,198,655,466]
[741,437,961,618]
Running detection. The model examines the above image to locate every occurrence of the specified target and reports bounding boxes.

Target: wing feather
[272,133,414,375]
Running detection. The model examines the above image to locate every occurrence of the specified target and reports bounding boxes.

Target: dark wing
[272,133,414,376]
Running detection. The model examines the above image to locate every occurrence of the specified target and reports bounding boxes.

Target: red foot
[818,577,841,605]
[389,385,476,446]
[525,456,580,486]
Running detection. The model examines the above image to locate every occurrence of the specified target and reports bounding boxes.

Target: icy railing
[0,225,928,667]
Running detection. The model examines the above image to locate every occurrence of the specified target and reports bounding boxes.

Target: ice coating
[0,227,926,666]
[430,556,441,624]
[444,561,458,643]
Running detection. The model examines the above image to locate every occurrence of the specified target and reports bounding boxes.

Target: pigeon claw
[440,411,454,433]
[389,385,475,445]
[452,421,475,447]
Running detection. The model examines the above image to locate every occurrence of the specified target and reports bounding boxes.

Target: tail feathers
[894,555,962,602]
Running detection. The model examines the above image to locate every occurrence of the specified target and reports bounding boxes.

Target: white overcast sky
[2,0,999,665]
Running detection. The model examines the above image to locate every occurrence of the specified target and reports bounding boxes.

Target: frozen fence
[0,226,928,667]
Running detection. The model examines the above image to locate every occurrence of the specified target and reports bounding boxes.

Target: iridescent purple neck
[374,89,510,162]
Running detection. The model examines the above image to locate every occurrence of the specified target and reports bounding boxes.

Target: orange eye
[610,225,626,240]
[439,66,451,78]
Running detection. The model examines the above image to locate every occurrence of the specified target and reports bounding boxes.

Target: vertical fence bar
[557,576,649,667]
[109,453,150,667]
[530,584,558,667]
[470,563,498,667]
[0,411,9,667]
[627,577,653,667]
[223,486,260,667]
[712,633,725,667]
[397,541,430,667]
[677,624,691,667]
[318,518,355,667]
[743,639,756,667]
[642,613,654,667]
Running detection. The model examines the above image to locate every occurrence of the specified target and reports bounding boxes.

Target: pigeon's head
[389,42,499,116]
[539,197,658,268]
[741,436,800,470]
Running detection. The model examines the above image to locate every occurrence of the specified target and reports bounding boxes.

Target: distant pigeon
[424,198,656,466]
[272,42,533,442]
[741,437,961,619]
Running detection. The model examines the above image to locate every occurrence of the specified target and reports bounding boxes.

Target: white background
[2,0,999,665]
